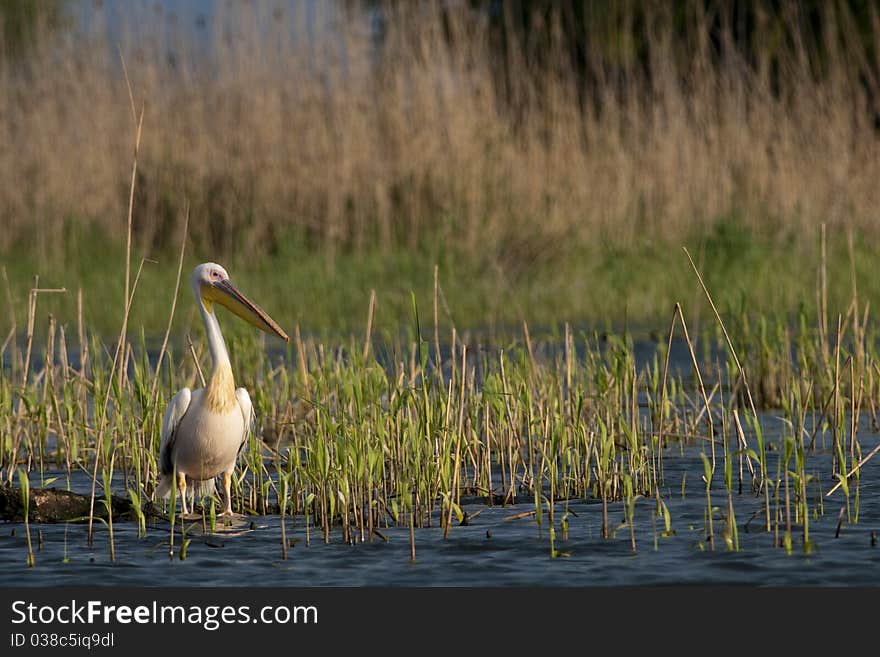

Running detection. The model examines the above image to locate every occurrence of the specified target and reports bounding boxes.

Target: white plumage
[157,263,288,515]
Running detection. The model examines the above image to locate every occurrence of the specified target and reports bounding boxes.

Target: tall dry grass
[3,1,880,269]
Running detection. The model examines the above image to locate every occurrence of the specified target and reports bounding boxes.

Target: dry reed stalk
[498,349,518,503]
[731,409,756,481]
[1,266,15,334]
[5,3,880,263]
[832,314,843,478]
[294,324,310,399]
[819,223,828,363]
[87,257,148,544]
[85,71,145,540]
[362,289,376,362]
[116,105,144,392]
[5,280,65,481]
[826,441,880,497]
[683,247,761,415]
[673,303,716,471]
[77,288,87,377]
[148,207,189,405]
[186,333,206,388]
[142,207,189,492]
[433,265,442,387]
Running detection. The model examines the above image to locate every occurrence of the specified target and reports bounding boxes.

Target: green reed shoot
[18,469,34,567]
[699,453,714,551]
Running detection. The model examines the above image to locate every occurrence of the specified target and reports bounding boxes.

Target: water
[69,0,336,45]
[3,438,879,587]
[2,334,878,587]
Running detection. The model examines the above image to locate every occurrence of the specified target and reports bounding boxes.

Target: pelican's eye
[210,270,223,281]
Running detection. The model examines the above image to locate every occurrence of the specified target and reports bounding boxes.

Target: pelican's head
[191,262,290,342]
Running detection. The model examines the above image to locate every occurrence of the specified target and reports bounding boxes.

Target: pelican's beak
[208,279,290,342]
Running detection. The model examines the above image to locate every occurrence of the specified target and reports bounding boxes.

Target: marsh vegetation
[3,1,880,582]
[2,246,879,576]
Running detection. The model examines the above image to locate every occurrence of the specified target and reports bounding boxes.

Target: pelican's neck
[199,296,237,413]
[199,298,231,368]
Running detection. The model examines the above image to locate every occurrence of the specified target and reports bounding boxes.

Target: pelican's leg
[222,471,234,515]
[178,472,189,515]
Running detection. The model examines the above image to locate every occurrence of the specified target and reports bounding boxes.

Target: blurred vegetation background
[2,0,880,338]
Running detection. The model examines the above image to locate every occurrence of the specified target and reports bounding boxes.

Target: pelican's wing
[235,387,254,452]
[159,387,192,476]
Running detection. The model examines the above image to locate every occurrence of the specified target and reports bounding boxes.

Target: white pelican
[158,262,289,515]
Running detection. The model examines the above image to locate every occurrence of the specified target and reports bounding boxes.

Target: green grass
[2,218,878,344]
